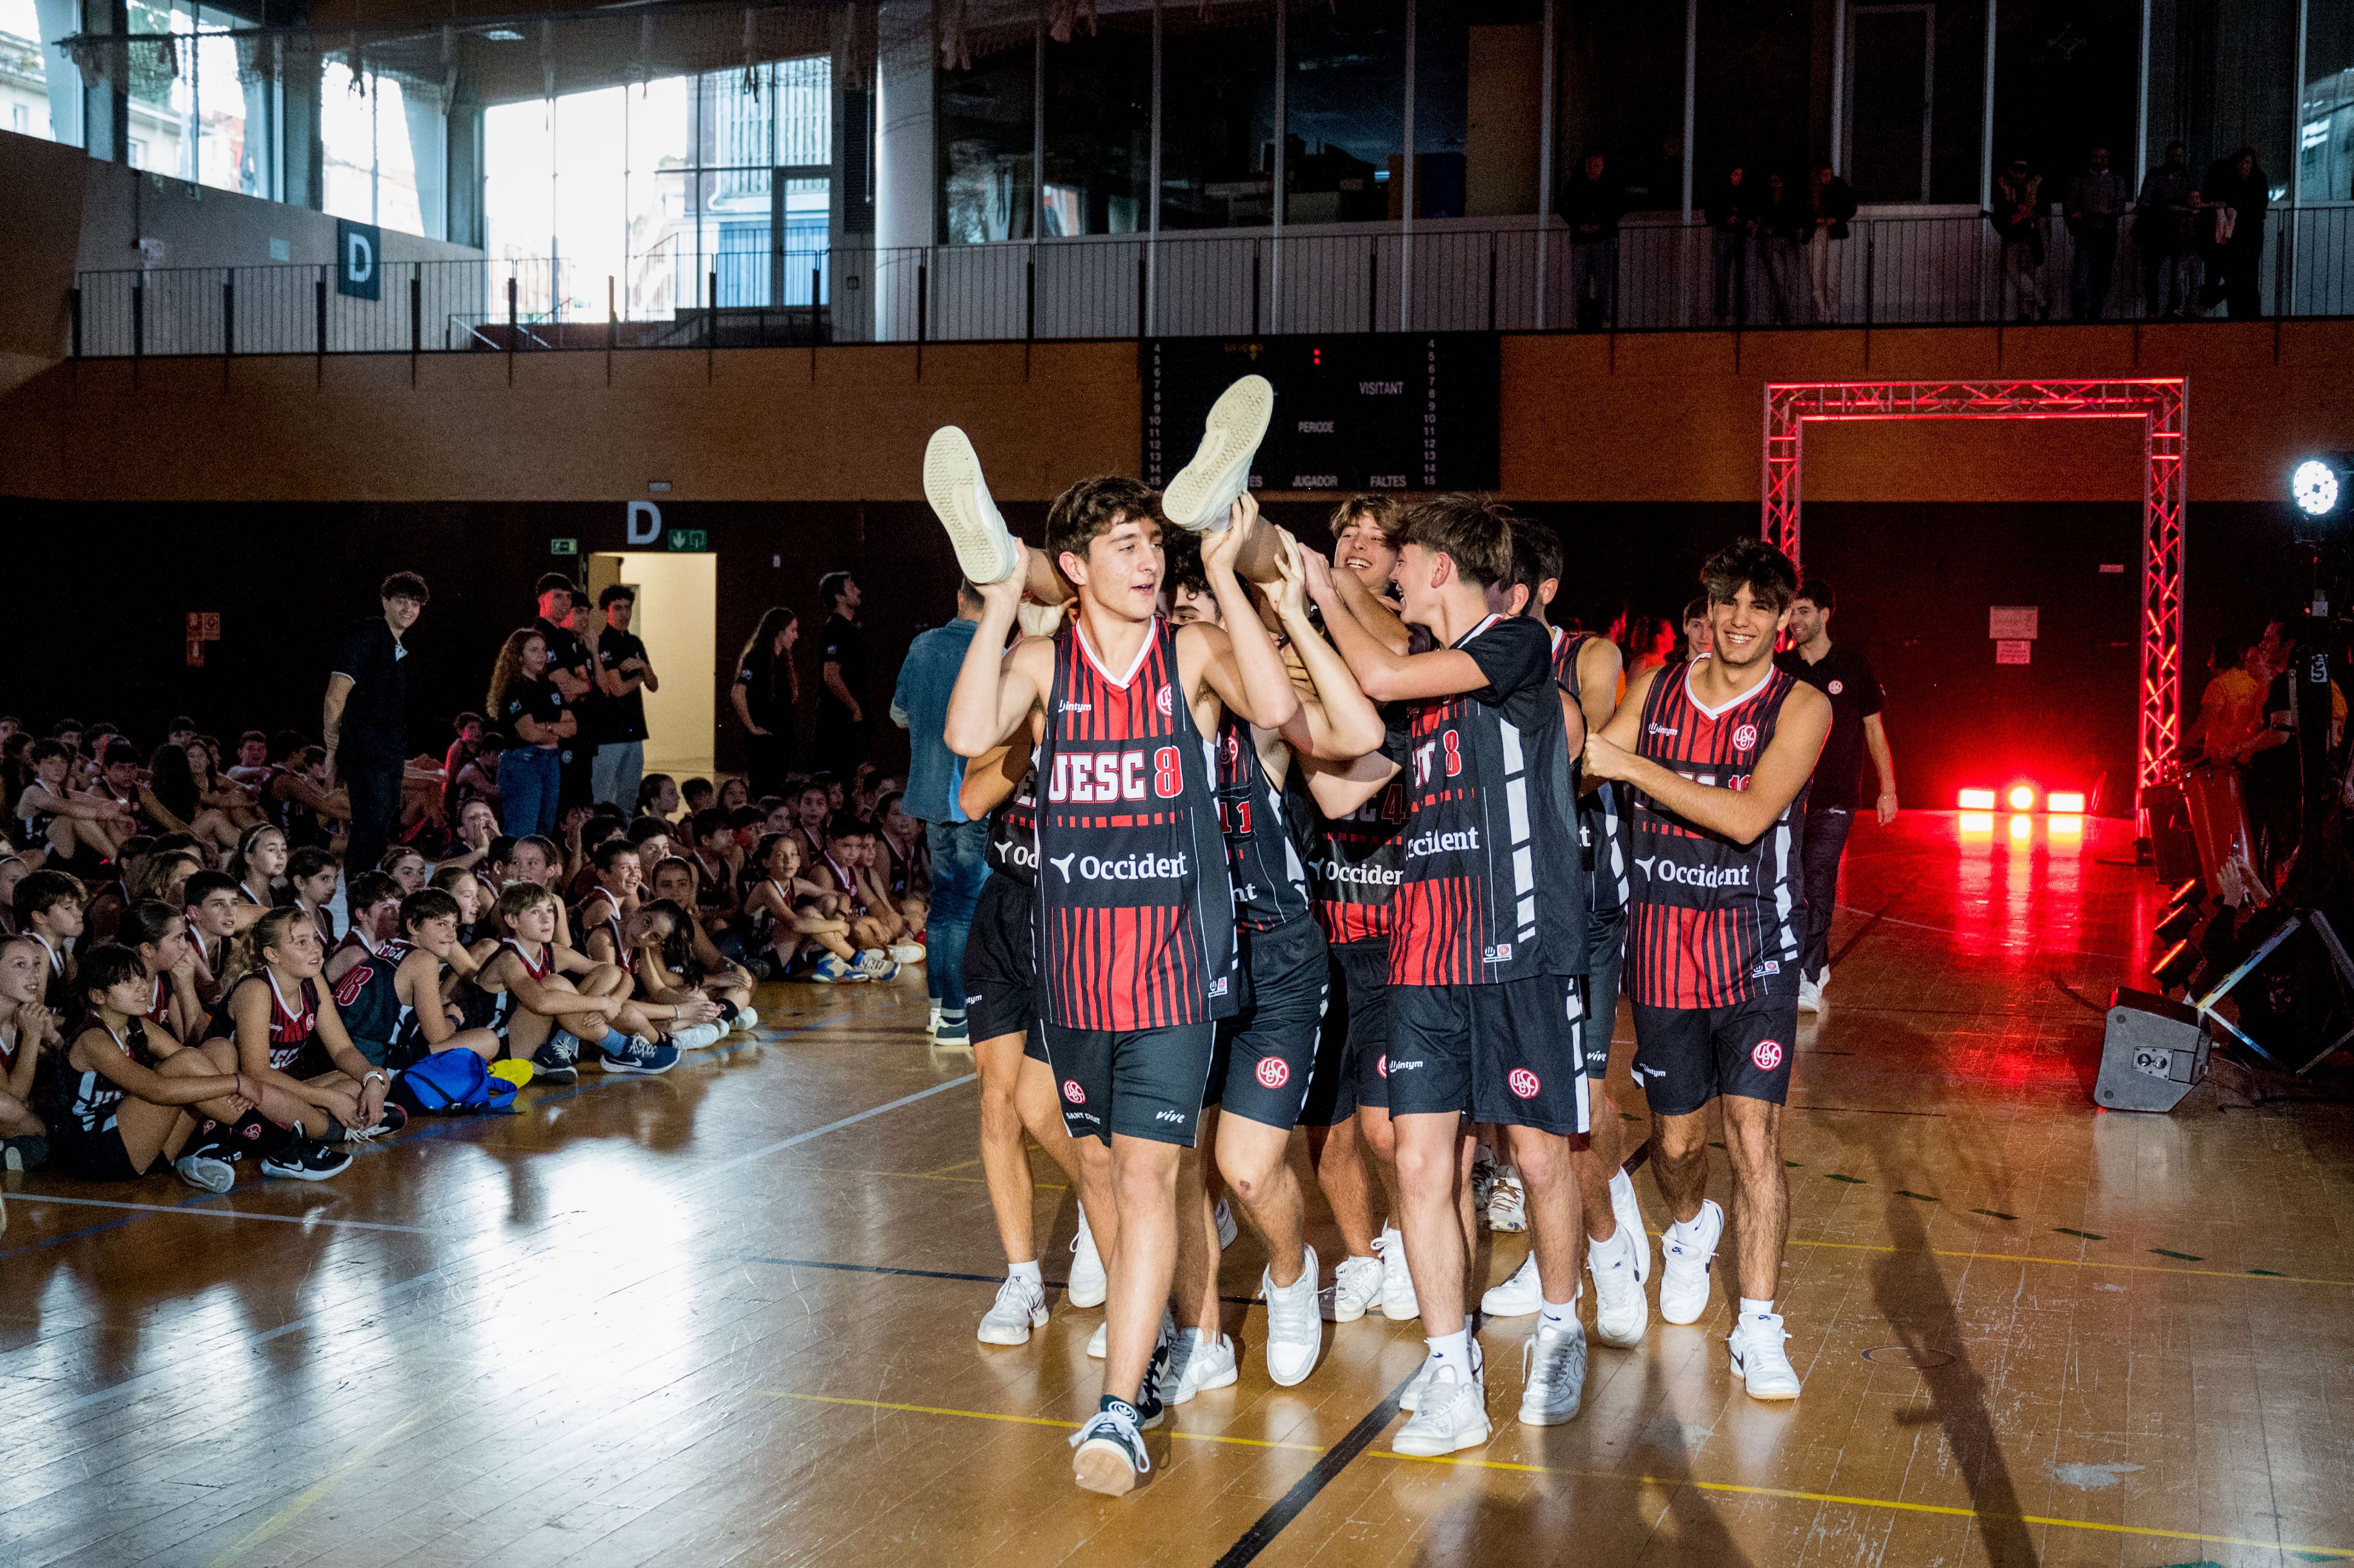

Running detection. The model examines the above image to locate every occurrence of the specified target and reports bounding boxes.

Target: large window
[1559,6,1685,211]
[1159,7,1277,230]
[2308,3,2354,202]
[321,62,428,236]
[1284,0,1404,224]
[1694,1,1815,192]
[1420,0,1543,218]
[1042,13,1150,236]
[938,40,1034,243]
[1990,0,2138,196]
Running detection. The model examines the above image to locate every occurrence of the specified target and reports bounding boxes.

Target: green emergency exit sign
[667,529,709,552]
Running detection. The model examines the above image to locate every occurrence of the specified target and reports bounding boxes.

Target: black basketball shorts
[964,873,1047,1063]
[1387,973,1591,1141]
[1301,937,1393,1125]
[1581,900,1627,1081]
[1043,1020,1219,1147]
[1629,988,1799,1117]
[1207,916,1329,1130]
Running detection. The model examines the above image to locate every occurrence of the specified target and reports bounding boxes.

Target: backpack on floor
[391,1047,519,1117]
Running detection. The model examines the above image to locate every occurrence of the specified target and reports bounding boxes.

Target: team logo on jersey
[1751,1038,1783,1071]
[1646,723,1679,738]
[1255,1057,1290,1090]
[1751,959,1781,977]
[1508,1067,1541,1100]
[1057,701,1092,714]
[1827,680,1844,696]
[1733,722,1760,752]
[1484,943,1513,962]
[1377,1054,1390,1078]
[1632,854,1751,888]
[1063,1079,1086,1104]
[1157,685,1175,716]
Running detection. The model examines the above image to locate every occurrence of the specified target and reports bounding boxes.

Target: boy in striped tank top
[946,476,1303,1498]
[1583,538,1829,1401]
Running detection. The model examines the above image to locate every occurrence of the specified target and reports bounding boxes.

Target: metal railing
[69,206,2354,359]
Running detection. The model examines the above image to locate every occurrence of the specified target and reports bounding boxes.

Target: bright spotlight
[2292,453,2353,519]
[2007,785,2036,811]
[2008,813,2032,840]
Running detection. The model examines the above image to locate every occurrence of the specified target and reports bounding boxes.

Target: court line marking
[1368,1451,2354,1559]
[756,1390,1324,1453]
[8,1193,460,1235]
[1214,1368,1417,1566]
[737,1253,1270,1309]
[203,1385,465,1567]
[1782,1236,2354,1288]
[699,1073,977,1173]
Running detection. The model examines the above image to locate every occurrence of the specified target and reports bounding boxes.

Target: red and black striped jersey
[1296,769,1407,946]
[985,756,1040,886]
[1389,615,1587,987]
[240,970,320,1074]
[1626,664,1809,1008]
[1034,617,1236,1030]
[1215,716,1310,932]
[1552,626,1631,916]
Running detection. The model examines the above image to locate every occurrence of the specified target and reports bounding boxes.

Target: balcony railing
[69,205,2354,360]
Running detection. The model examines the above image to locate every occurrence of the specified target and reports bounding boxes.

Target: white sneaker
[1378,1224,1420,1322]
[1658,1199,1724,1326]
[926,1000,943,1036]
[670,1022,726,1051]
[1587,1224,1649,1349]
[977,1274,1049,1345]
[1086,1319,1108,1359]
[1481,1252,1542,1318]
[923,425,1022,584]
[1215,1197,1237,1250]
[1323,1253,1385,1323]
[1797,977,1823,1014]
[1263,1246,1323,1387]
[1068,1211,1107,1309]
[1518,1318,1588,1426]
[853,949,899,981]
[1393,1363,1492,1456]
[1397,1342,1481,1413]
[812,953,866,983]
[1070,1406,1151,1496]
[1486,1169,1527,1233]
[1162,1328,1239,1404]
[1471,1145,1498,1213]
[1161,374,1274,532]
[889,943,927,964]
[731,1007,759,1033]
[1729,1312,1803,1399]
[1607,1168,1651,1289]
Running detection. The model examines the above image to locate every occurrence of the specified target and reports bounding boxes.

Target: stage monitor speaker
[2095,989,2212,1111]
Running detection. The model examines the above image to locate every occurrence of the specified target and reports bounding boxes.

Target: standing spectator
[730,607,801,800]
[1990,156,2047,321]
[322,571,427,880]
[1807,164,1856,323]
[1557,152,1626,330]
[890,582,988,1046]
[813,571,868,780]
[487,630,571,838]
[2134,140,2193,318]
[2064,146,2129,320]
[591,584,658,811]
[532,574,596,811]
[1758,172,1806,325]
[1775,579,1897,1014]
[2201,146,2269,319]
[1706,164,1758,325]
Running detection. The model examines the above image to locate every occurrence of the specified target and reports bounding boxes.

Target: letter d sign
[627,501,662,544]
[336,218,380,301]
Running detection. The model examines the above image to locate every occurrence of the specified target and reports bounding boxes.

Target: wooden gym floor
[4,812,2352,1567]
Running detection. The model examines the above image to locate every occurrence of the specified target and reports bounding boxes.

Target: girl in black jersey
[224,908,396,1144]
[121,900,206,1045]
[18,737,135,861]
[0,937,55,1168]
[647,857,757,1020]
[429,864,487,945]
[286,847,341,949]
[226,824,287,922]
[381,846,430,896]
[0,854,27,936]
[739,832,862,981]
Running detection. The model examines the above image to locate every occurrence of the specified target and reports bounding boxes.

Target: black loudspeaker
[2095,989,2212,1111]
[2144,785,2202,884]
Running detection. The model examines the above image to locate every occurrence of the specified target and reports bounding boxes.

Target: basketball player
[1479,525,1653,1349]
[1582,538,1828,1401]
[944,482,1301,1497]
[1307,496,1592,1456]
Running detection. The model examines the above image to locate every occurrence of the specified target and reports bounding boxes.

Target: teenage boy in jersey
[1478,524,1653,1350]
[1583,538,1829,1401]
[1307,496,1592,1456]
[1774,579,1897,1013]
[945,480,1302,1497]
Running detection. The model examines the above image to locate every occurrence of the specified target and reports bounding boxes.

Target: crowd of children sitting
[0,714,933,1196]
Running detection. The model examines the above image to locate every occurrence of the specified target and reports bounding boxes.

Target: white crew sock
[1739,1296,1776,1324]
[1008,1259,1042,1286]
[1539,1297,1578,1332]
[1427,1328,1472,1373]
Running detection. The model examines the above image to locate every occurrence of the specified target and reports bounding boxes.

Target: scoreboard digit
[1144,334,1500,495]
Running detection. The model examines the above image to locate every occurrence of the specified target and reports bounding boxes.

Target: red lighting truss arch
[1761,378,2187,803]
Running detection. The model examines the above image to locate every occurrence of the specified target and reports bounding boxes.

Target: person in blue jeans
[488,628,574,839]
[891,583,987,1044]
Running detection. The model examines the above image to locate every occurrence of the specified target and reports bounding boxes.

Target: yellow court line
[923,1157,984,1177]
[757,1390,1324,1453]
[205,1387,463,1567]
[1371,1452,2354,1559]
[1782,1235,2354,1289]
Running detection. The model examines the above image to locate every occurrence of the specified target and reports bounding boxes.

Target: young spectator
[817,816,901,977]
[681,777,716,817]
[326,871,404,984]
[576,839,645,955]
[17,737,134,861]
[381,845,430,895]
[741,832,863,982]
[625,816,675,869]
[19,868,86,1013]
[618,900,753,1037]
[129,848,201,911]
[0,853,30,935]
[438,799,499,877]
[82,839,146,949]
[1680,597,1715,663]
[121,899,205,1044]
[789,780,831,866]
[478,882,677,1081]
[488,629,573,838]
[181,870,242,1000]
[718,777,752,813]
[285,847,341,948]
[217,909,394,1162]
[428,863,488,945]
[227,823,288,911]
[637,774,681,822]
[591,585,659,810]
[648,856,758,1012]
[441,713,492,820]
[367,887,506,1068]
[0,936,55,1169]
[264,746,346,850]
[145,742,239,853]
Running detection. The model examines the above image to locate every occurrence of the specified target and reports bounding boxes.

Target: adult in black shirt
[730,607,801,801]
[1775,579,1897,1013]
[813,570,867,781]
[591,583,659,811]
[490,628,574,838]
[324,571,427,878]
[534,573,595,812]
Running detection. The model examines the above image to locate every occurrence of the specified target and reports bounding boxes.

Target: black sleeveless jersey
[1214,717,1310,932]
[1389,614,1587,987]
[1034,618,1236,1029]
[1553,628,1631,916]
[985,756,1040,887]
[332,938,412,1046]
[1293,723,1409,947]
[1627,664,1810,1008]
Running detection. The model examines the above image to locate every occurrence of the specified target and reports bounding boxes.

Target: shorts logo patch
[1377,1054,1390,1078]
[1827,679,1845,696]
[1733,722,1760,752]
[1508,1067,1541,1100]
[1751,1038,1784,1071]
[1255,1057,1290,1090]
[1062,1079,1086,1104]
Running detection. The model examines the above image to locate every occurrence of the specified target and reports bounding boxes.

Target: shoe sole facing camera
[1073,1436,1144,1497]
[924,426,1020,585]
[1161,375,1274,532]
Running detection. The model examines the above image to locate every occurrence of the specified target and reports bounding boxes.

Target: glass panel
[938,38,1036,243]
[193,8,248,194]
[1928,0,1986,203]
[1694,0,1813,192]
[1990,0,2138,202]
[1284,0,1405,225]
[552,86,626,318]
[1559,5,1684,211]
[1,0,59,142]
[486,95,556,268]
[1043,12,1150,236]
[624,77,690,319]
[776,55,830,166]
[1159,7,1276,229]
[2303,1,2354,201]
[778,175,829,301]
[320,62,425,234]
[1419,0,1542,219]
[1851,7,1932,203]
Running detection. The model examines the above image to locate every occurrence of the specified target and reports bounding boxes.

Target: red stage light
[2047,791,2086,813]
[1959,812,1995,834]
[2007,785,2036,811]
[2049,814,2084,834]
[1957,788,1997,810]
[2009,813,2032,840]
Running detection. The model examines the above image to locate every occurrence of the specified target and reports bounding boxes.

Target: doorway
[1849,4,1935,204]
[586,552,717,781]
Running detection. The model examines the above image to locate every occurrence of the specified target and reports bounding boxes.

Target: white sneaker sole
[1174,1360,1238,1404]
[1393,1408,1494,1457]
[1068,1276,1106,1311]
[1518,1392,1584,1427]
[1073,1439,1142,1496]
[1087,1322,1108,1359]
[1161,375,1273,532]
[977,1305,1049,1347]
[1481,1259,1542,1319]
[1382,1287,1422,1322]
[924,426,1019,584]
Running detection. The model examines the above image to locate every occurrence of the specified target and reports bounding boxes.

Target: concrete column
[875,0,935,252]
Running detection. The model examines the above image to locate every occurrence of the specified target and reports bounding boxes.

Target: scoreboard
[1144,334,1501,496]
